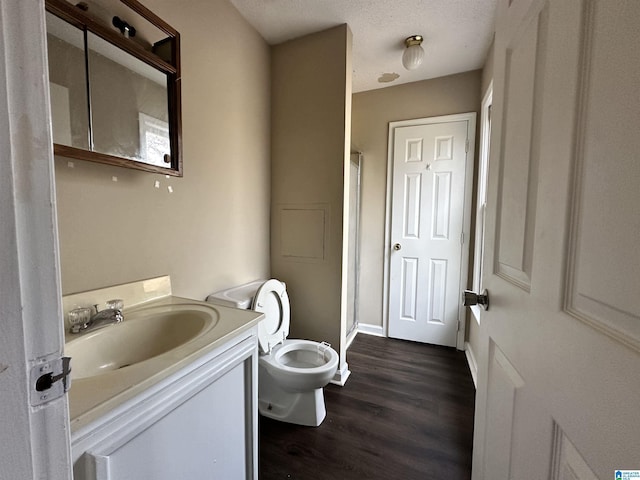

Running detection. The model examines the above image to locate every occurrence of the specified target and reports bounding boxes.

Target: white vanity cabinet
[70,330,258,480]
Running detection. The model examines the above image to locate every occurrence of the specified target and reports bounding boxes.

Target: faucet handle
[106,299,124,310]
[69,307,92,325]
[68,307,92,332]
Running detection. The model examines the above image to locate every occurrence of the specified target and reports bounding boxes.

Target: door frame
[0,0,71,478]
[383,113,476,350]
[346,152,362,348]
[470,82,493,326]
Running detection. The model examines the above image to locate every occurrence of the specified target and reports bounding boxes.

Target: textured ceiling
[229,0,498,93]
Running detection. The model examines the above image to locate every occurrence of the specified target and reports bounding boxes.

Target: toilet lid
[252,279,290,354]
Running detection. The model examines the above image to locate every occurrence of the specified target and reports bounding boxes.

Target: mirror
[46,12,91,150]
[45,0,182,176]
[87,32,170,166]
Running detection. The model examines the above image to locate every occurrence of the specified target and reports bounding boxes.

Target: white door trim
[471,83,493,326]
[0,0,71,479]
[383,113,476,350]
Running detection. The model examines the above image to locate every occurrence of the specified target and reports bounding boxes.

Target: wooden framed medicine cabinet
[45,0,183,176]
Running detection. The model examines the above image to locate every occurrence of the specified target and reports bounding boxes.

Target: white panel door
[472,0,640,478]
[388,118,472,347]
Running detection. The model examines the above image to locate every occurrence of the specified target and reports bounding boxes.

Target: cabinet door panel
[84,363,247,480]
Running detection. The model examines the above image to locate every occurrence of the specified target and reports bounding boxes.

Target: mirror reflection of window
[138,113,170,167]
[49,83,72,145]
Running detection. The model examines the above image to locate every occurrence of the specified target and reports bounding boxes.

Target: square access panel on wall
[276,204,330,263]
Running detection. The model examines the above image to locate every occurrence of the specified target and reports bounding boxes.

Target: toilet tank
[206,280,266,309]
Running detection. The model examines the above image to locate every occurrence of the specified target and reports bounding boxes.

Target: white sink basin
[65,303,219,379]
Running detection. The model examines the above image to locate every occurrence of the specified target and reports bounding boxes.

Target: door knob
[462,289,489,310]
[393,243,402,251]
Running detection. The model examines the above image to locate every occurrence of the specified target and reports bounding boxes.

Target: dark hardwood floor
[259,334,476,479]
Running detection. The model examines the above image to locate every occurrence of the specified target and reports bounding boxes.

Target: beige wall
[55,0,271,300]
[351,70,482,330]
[270,25,352,354]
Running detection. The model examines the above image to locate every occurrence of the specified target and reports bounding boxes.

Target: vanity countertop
[66,295,262,433]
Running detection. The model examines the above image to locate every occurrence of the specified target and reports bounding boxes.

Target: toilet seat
[260,339,339,374]
[252,279,290,354]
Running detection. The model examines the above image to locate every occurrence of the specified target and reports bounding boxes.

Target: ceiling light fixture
[402,35,424,71]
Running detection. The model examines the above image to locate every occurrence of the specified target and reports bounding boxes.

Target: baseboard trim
[357,323,385,337]
[330,362,351,387]
[464,341,478,389]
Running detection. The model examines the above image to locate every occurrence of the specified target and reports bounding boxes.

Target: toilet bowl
[206,279,338,427]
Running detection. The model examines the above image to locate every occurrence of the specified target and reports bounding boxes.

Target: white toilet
[206,279,339,427]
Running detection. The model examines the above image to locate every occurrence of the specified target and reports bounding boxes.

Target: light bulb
[402,44,424,70]
[402,35,425,71]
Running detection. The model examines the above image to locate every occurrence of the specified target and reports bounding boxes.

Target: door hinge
[465,139,469,153]
[460,231,464,245]
[30,356,71,406]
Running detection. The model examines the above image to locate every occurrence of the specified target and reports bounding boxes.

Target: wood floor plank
[259,334,476,479]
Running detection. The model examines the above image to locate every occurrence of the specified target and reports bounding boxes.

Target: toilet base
[259,387,326,427]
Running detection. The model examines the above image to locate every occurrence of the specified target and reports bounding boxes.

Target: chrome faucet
[69,300,124,334]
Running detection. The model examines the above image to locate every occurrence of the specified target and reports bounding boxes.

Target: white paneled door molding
[385,113,475,349]
[472,0,640,478]
[0,1,71,479]
[471,82,493,326]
